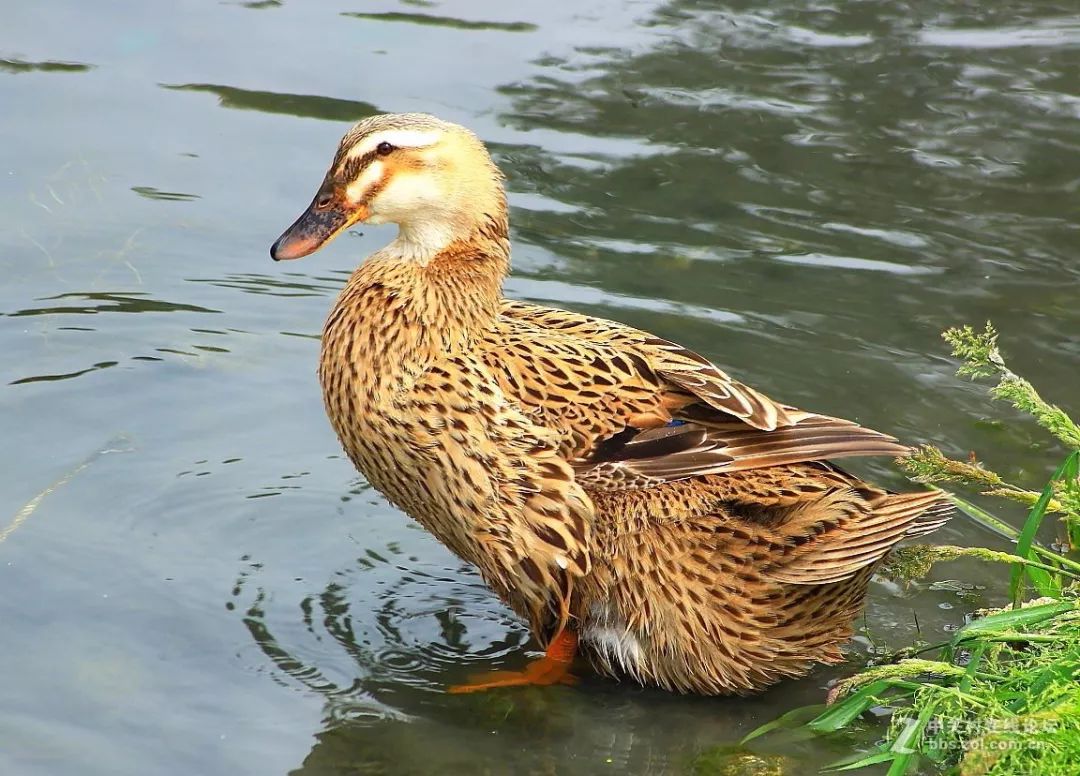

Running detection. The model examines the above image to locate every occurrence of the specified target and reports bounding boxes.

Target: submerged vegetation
[747,323,1080,775]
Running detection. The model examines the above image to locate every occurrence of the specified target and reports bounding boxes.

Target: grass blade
[740,703,825,743]
[1010,452,1080,606]
[807,680,922,734]
[882,699,939,776]
[823,749,896,772]
[952,600,1075,641]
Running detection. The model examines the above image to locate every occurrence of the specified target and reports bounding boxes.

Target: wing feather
[573,416,909,490]
[492,300,915,495]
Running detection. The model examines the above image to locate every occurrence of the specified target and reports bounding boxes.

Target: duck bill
[270,195,366,261]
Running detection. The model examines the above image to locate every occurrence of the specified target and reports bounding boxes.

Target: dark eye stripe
[341,149,380,182]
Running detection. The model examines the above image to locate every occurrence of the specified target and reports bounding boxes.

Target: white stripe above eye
[346,128,442,160]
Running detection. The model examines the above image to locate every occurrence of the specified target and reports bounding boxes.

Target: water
[2,1,1078,773]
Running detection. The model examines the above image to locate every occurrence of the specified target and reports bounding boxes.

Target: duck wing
[487,300,908,490]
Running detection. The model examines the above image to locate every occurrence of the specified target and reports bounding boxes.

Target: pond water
[3,1,1079,774]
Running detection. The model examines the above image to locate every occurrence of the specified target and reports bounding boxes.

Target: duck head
[270,113,506,263]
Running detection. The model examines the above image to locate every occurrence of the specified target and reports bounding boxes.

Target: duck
[270,113,952,695]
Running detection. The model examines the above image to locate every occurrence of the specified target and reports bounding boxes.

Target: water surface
[3,1,1078,774]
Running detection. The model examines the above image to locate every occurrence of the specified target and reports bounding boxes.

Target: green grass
[746,323,1080,775]
[747,599,1080,775]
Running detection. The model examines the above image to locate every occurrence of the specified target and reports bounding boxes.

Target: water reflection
[2,290,248,385]
[163,83,378,122]
[10,361,119,385]
[342,12,538,33]
[918,17,1080,49]
[0,58,94,75]
[496,0,1080,292]
[130,186,201,202]
[185,271,348,298]
[6,291,220,317]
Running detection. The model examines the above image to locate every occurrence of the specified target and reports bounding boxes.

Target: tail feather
[765,489,954,586]
[871,491,955,539]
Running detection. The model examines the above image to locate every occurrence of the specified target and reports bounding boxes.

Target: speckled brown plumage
[272,113,953,695]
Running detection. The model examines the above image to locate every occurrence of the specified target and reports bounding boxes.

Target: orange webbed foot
[447,630,578,694]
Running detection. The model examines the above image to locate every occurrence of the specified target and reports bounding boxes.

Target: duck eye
[315,192,333,210]
[376,141,395,156]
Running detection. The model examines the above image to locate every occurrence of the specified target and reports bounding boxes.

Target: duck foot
[447,629,578,693]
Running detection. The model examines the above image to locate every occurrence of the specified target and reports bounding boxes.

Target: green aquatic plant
[745,599,1080,776]
[903,323,1080,603]
[943,323,1080,450]
[746,323,1080,775]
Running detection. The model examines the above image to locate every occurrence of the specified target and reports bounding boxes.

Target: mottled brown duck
[270,113,952,695]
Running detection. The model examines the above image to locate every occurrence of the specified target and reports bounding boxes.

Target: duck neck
[418,215,510,338]
[391,205,510,331]
[324,212,510,391]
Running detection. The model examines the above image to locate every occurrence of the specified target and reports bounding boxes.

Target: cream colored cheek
[371,174,442,214]
[345,161,384,204]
